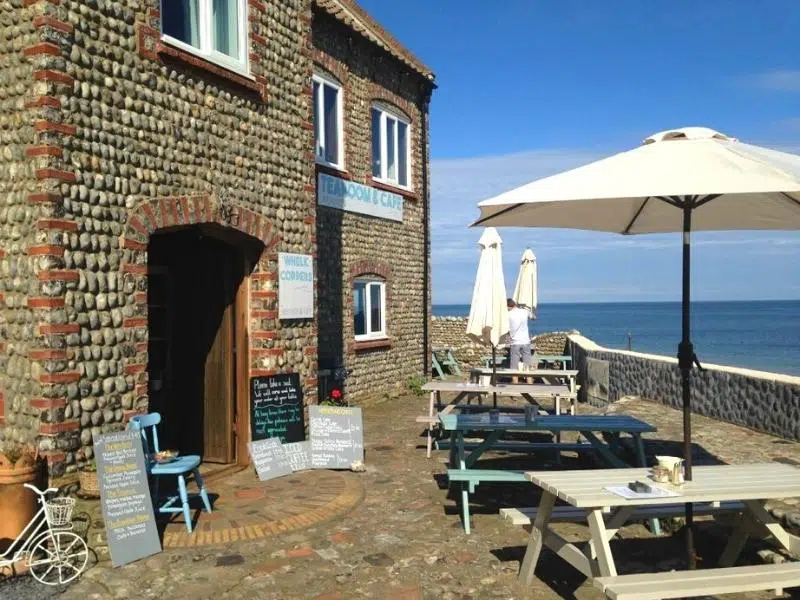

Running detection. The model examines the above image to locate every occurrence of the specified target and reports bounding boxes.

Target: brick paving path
[3,392,800,599]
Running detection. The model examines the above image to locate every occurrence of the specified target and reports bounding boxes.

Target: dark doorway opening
[147,224,261,464]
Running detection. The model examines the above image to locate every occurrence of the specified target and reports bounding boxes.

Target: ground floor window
[353,279,386,340]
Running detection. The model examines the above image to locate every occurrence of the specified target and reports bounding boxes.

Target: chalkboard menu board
[283,440,311,472]
[250,373,305,443]
[309,406,364,469]
[248,438,292,481]
[94,430,161,567]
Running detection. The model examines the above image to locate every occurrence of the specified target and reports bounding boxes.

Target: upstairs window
[353,278,386,341]
[313,74,344,169]
[161,0,249,74]
[371,105,410,188]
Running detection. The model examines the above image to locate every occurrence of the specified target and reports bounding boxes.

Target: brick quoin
[24,96,61,109]
[27,192,61,204]
[33,71,74,86]
[38,323,79,335]
[36,219,78,231]
[39,421,79,434]
[23,42,62,57]
[32,15,73,33]
[34,121,77,135]
[28,297,65,308]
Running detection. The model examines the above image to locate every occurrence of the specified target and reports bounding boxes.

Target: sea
[433,300,800,376]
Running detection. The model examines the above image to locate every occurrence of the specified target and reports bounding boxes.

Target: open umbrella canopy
[472,126,800,568]
[475,127,800,233]
[466,227,509,347]
[513,248,538,319]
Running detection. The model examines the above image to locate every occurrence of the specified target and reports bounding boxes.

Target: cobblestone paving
[3,393,800,599]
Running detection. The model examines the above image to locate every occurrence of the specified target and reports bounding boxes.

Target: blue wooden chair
[129,413,212,533]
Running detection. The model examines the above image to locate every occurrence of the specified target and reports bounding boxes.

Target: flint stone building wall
[312,8,433,401]
[0,0,316,481]
[569,334,800,441]
[430,316,569,369]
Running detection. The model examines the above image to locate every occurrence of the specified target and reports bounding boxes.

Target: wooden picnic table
[469,367,578,396]
[518,464,800,599]
[417,381,576,458]
[440,412,656,534]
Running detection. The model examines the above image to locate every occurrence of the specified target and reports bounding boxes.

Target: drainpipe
[420,79,435,376]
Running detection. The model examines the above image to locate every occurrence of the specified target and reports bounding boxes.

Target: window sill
[156,40,261,95]
[353,338,391,351]
[371,179,418,200]
[316,163,352,180]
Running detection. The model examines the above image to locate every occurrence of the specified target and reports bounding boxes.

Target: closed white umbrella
[513,248,538,319]
[466,227,509,398]
[474,126,800,567]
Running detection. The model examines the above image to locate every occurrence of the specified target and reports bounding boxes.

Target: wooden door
[200,239,237,464]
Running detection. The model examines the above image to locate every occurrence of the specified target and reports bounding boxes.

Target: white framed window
[313,73,344,169]
[161,0,249,75]
[353,279,386,341]
[371,105,411,189]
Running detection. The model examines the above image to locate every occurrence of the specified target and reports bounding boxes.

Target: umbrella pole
[491,345,498,408]
[678,204,696,569]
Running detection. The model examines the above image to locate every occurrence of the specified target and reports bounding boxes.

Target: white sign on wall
[278,253,313,320]
[317,172,404,222]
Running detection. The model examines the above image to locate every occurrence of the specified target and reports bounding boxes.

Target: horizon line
[433,298,800,306]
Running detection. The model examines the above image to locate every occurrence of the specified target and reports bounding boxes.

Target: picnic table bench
[417,381,577,458]
[440,413,656,534]
[431,346,461,379]
[469,367,578,400]
[517,464,800,599]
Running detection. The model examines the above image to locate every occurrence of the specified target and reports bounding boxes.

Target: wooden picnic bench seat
[594,561,800,599]
[500,500,745,526]
[448,468,528,484]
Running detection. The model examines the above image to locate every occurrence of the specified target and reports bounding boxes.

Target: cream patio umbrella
[473,127,800,567]
[513,248,538,319]
[466,227,509,403]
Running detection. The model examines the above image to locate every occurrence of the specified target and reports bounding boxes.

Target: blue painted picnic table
[439,413,657,534]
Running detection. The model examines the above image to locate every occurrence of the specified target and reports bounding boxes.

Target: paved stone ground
[3,392,800,599]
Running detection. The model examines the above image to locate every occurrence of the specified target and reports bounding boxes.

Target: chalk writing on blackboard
[249,438,292,481]
[309,406,364,469]
[250,374,305,443]
[283,440,312,472]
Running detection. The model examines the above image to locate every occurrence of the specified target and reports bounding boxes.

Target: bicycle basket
[45,497,75,526]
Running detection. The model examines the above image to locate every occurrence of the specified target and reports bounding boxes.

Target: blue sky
[360,0,800,304]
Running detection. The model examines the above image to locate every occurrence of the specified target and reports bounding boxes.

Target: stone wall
[0,0,316,479]
[569,334,800,441]
[0,0,40,442]
[430,316,569,369]
[312,8,433,401]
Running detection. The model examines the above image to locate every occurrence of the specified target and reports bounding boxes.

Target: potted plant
[0,443,40,551]
[78,460,100,499]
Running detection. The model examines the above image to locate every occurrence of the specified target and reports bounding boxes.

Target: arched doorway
[146,224,262,465]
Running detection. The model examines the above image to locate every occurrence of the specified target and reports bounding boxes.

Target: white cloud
[739,69,800,92]
[431,147,800,304]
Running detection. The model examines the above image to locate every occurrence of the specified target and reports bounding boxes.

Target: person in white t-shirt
[506,298,532,369]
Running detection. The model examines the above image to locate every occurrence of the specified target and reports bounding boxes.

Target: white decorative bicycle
[0,484,89,585]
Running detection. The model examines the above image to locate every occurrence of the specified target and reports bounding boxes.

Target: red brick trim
[24,96,61,109]
[32,16,73,33]
[28,297,65,308]
[38,323,79,335]
[39,420,79,434]
[353,338,392,351]
[37,372,80,384]
[315,163,353,181]
[123,317,147,328]
[122,409,147,423]
[30,398,67,409]
[35,168,75,182]
[251,348,283,357]
[29,349,67,360]
[156,41,263,95]
[250,369,278,378]
[121,194,278,249]
[251,331,277,339]
[33,71,74,86]
[311,50,348,86]
[251,290,277,299]
[37,269,78,281]
[36,270,77,282]
[34,121,76,135]
[28,244,64,256]
[370,89,414,122]
[23,43,62,57]
[27,192,61,204]
[124,363,146,375]
[349,259,392,280]
[370,179,419,201]
[37,219,78,231]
